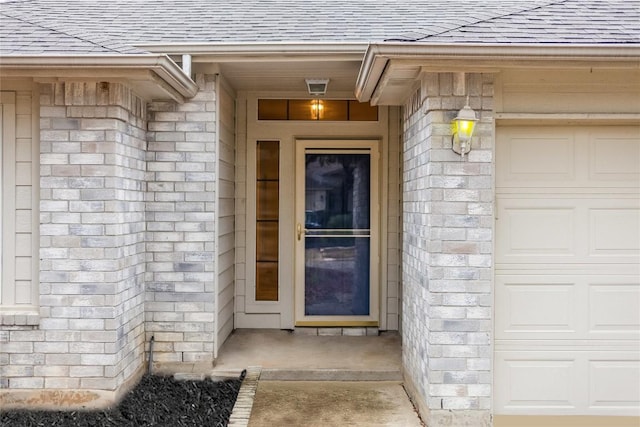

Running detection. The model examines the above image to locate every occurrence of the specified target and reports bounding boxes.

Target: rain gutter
[134,42,369,62]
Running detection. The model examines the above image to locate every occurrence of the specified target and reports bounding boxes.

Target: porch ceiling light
[310,99,324,120]
[305,78,330,96]
[451,97,478,159]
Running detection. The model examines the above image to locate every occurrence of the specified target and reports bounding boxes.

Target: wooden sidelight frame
[255,140,280,301]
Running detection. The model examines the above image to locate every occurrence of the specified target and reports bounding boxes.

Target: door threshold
[295,321,379,327]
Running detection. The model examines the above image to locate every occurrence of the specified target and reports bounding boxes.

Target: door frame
[235,91,395,331]
[294,139,380,326]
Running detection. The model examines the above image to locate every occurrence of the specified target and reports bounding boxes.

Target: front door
[295,140,379,326]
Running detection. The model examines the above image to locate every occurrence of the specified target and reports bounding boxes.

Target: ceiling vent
[305,78,330,96]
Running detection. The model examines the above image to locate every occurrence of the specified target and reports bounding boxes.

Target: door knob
[297,223,303,241]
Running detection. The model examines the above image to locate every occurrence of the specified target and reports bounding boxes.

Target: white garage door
[495,125,640,416]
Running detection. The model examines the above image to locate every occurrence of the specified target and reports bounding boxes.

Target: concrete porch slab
[212,329,402,381]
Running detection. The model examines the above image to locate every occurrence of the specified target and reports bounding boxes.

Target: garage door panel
[499,206,575,258]
[495,354,581,412]
[497,275,639,341]
[590,130,640,183]
[497,199,639,264]
[589,360,640,409]
[589,284,640,334]
[496,351,640,415]
[496,278,578,337]
[498,126,640,189]
[499,132,575,183]
[590,208,640,255]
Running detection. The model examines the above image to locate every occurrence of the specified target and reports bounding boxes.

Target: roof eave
[357,43,640,104]
[0,55,198,102]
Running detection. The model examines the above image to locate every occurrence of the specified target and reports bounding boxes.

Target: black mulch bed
[1,372,244,427]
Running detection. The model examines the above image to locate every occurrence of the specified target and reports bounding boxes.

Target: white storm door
[294,140,379,326]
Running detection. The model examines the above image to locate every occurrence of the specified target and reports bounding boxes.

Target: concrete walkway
[216,330,424,427]
[248,381,423,427]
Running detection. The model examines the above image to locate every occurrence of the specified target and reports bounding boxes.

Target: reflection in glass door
[295,140,378,325]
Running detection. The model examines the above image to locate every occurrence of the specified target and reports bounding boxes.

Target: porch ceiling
[157,44,368,95]
[215,60,364,94]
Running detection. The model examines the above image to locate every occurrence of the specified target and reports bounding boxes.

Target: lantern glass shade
[451,104,478,156]
[453,117,476,142]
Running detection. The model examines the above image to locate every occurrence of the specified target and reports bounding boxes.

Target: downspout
[213,73,221,360]
[181,54,192,79]
[148,335,155,375]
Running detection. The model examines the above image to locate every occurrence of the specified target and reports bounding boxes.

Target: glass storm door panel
[295,140,379,325]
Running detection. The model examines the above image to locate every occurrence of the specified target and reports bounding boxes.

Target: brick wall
[401,73,494,426]
[145,74,217,365]
[1,75,222,400]
[0,81,147,393]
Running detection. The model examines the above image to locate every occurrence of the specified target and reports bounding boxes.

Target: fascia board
[0,55,198,100]
[356,43,640,103]
[355,44,389,103]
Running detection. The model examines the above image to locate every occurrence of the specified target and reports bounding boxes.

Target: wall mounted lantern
[451,97,478,159]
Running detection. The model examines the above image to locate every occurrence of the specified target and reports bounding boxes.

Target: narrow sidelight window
[255,141,279,301]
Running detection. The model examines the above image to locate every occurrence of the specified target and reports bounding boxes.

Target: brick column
[37,81,146,392]
[401,73,494,426]
[145,74,217,365]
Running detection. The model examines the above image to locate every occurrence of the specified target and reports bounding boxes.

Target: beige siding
[216,79,236,352]
[233,97,248,325]
[386,107,402,331]
[1,88,38,311]
[497,69,640,114]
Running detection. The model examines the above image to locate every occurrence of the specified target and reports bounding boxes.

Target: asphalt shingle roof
[422,0,640,44]
[0,13,146,55]
[0,0,638,56]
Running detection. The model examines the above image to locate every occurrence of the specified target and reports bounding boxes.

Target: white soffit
[216,61,361,93]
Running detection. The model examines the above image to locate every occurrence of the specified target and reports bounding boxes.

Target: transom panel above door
[295,140,380,326]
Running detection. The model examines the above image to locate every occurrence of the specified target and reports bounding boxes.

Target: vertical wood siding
[386,107,401,331]
[216,80,236,350]
[1,89,37,310]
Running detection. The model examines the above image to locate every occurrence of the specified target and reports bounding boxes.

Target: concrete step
[260,368,402,381]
